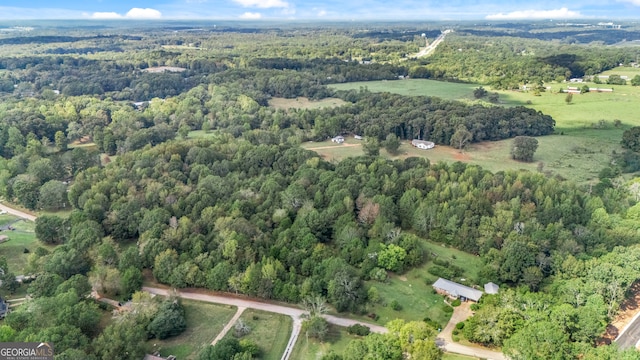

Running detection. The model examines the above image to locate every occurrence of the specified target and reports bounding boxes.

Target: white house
[411,139,435,150]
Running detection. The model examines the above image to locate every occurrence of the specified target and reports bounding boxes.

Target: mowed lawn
[329,79,484,102]
[0,216,49,274]
[362,240,483,329]
[289,324,359,360]
[153,300,237,360]
[269,97,347,110]
[223,309,292,360]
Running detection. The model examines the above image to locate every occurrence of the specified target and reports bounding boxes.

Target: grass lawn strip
[153,299,237,360]
[223,309,292,360]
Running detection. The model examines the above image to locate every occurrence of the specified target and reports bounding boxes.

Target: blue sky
[0,0,638,20]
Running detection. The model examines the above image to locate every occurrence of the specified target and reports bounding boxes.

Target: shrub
[442,304,454,313]
[470,304,480,311]
[452,334,460,342]
[452,329,459,335]
[456,322,465,330]
[423,317,441,330]
[367,313,379,321]
[451,299,461,307]
[390,300,402,311]
[347,324,371,336]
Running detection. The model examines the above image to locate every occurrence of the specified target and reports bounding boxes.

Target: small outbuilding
[484,282,500,295]
[331,136,345,144]
[0,235,8,244]
[433,278,482,302]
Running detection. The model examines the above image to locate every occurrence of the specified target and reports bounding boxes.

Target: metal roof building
[433,278,483,302]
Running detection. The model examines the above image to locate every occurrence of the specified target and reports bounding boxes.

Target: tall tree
[510,136,539,162]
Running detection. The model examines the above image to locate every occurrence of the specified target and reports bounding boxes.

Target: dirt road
[0,203,36,221]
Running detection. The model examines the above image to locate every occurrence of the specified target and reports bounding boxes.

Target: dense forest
[0,21,639,360]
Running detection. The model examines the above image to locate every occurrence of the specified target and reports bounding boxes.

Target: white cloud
[618,0,640,5]
[317,10,327,16]
[233,0,289,8]
[91,12,123,19]
[239,12,262,19]
[486,7,583,19]
[125,8,162,19]
[90,8,161,19]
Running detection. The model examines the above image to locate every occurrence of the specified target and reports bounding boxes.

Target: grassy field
[269,97,347,110]
[361,240,483,329]
[289,324,359,360]
[329,79,486,102]
[309,69,640,183]
[442,354,480,360]
[224,309,292,360]
[153,300,238,360]
[0,216,49,274]
[599,66,640,79]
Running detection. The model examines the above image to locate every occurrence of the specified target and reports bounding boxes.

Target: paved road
[615,309,640,349]
[0,203,36,221]
[414,29,452,58]
[437,302,507,360]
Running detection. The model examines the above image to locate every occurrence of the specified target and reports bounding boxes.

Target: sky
[0,0,638,21]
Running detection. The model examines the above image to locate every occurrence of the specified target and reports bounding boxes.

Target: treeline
[462,28,640,45]
[20,136,637,359]
[417,34,638,88]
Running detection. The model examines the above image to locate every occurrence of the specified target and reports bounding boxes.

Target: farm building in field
[411,139,435,150]
[354,135,363,140]
[433,278,483,302]
[331,136,345,143]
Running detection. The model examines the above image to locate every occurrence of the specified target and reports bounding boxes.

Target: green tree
[92,319,147,360]
[303,315,329,341]
[55,130,68,151]
[565,93,573,105]
[510,136,539,162]
[121,267,143,299]
[622,127,640,152]
[377,244,407,272]
[362,137,380,156]
[38,180,68,210]
[631,75,640,86]
[473,86,488,99]
[383,133,401,155]
[503,321,571,360]
[450,125,472,150]
[35,215,66,244]
[147,300,187,339]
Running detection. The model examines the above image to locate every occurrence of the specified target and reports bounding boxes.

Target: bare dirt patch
[453,151,472,161]
[398,276,408,282]
[599,281,640,345]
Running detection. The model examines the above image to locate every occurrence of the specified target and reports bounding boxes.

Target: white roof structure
[484,282,499,294]
[433,278,483,302]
